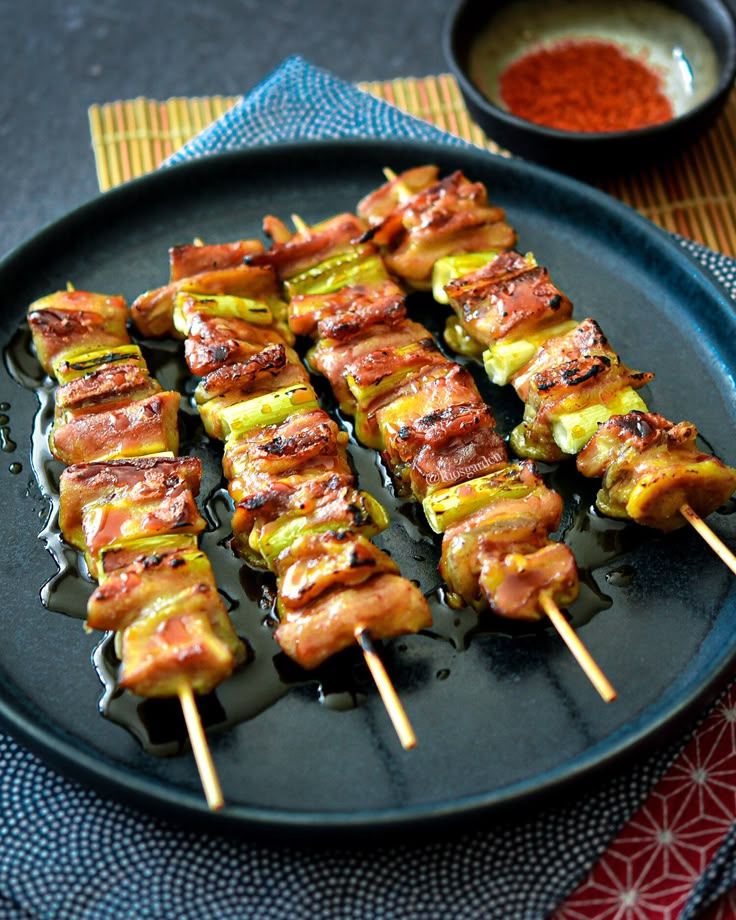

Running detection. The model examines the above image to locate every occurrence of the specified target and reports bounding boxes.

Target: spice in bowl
[499,39,674,133]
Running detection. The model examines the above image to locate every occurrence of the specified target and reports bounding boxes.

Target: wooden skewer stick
[681,503,736,576]
[287,210,416,749]
[177,682,224,811]
[291,213,309,234]
[539,591,617,703]
[382,167,412,203]
[354,627,417,750]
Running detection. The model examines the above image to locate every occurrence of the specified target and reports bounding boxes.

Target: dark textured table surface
[3,0,452,260]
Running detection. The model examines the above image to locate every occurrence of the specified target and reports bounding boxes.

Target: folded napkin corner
[165,54,478,166]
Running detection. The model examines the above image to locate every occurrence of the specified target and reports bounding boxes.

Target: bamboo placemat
[88,73,736,256]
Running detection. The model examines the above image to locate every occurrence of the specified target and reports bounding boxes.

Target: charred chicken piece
[308,319,432,413]
[88,545,218,632]
[290,280,406,339]
[512,317,616,402]
[478,543,579,621]
[27,290,129,376]
[445,249,574,347]
[274,531,400,614]
[436,463,578,616]
[50,390,181,465]
[54,362,161,418]
[118,583,244,697]
[222,409,352,503]
[509,321,653,461]
[357,165,441,223]
[375,368,508,497]
[169,238,265,281]
[184,312,288,377]
[49,355,180,465]
[577,411,736,531]
[274,572,431,671]
[250,213,368,281]
[131,263,281,338]
[59,456,206,577]
[358,170,516,289]
[232,472,389,569]
[377,362,494,461]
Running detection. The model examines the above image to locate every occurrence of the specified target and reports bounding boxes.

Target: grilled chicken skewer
[249,208,614,701]
[27,287,246,809]
[362,166,736,567]
[440,251,736,548]
[132,238,431,748]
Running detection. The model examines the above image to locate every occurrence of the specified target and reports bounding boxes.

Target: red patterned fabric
[701,888,736,920]
[555,682,736,918]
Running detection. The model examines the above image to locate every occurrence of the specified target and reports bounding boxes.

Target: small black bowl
[444,0,736,175]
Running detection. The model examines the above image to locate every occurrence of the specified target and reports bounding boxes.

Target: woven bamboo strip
[122,100,143,182]
[88,105,111,192]
[414,78,439,131]
[427,74,457,137]
[113,101,132,185]
[706,119,736,230]
[134,97,155,177]
[87,78,736,254]
[433,76,461,141]
[101,103,123,190]
[682,148,717,248]
[147,99,165,174]
[158,103,175,161]
[173,98,192,149]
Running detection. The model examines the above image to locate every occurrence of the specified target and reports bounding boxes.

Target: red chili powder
[499,39,674,133]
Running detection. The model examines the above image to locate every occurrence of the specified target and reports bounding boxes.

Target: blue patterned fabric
[2,55,734,920]
[683,822,736,919]
[166,55,474,164]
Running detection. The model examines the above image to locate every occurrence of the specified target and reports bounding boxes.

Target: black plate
[1,138,735,837]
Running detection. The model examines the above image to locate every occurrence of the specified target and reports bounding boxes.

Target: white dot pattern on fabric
[164,55,475,168]
[3,55,736,920]
[0,730,687,920]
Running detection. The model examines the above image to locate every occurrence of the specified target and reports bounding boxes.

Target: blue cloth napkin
[2,54,735,920]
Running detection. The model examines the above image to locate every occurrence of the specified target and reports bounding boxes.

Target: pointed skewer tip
[539,592,617,703]
[382,166,412,203]
[178,682,225,811]
[291,213,309,235]
[354,627,417,749]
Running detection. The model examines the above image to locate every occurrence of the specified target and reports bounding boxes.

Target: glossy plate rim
[1,138,735,838]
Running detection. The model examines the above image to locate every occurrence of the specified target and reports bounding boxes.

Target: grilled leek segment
[173,291,274,335]
[422,463,540,534]
[431,249,506,304]
[482,318,579,386]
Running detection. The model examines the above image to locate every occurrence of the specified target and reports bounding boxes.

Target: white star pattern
[555,684,736,920]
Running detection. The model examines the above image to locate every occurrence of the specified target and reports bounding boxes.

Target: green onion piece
[431,250,505,304]
[173,291,274,336]
[53,344,145,384]
[284,245,388,298]
[482,318,579,385]
[443,316,485,358]
[422,465,535,533]
[218,384,319,441]
[253,492,390,567]
[345,342,434,406]
[551,387,649,455]
[97,533,199,580]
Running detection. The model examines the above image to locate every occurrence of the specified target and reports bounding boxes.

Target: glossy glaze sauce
[5,289,651,755]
